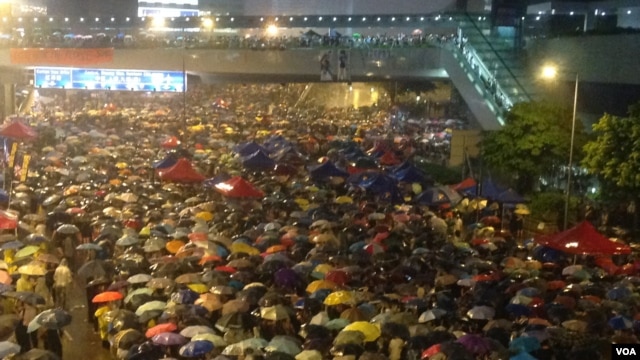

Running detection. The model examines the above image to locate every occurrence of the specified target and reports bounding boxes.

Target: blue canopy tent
[152,155,178,169]
[348,171,398,195]
[242,150,276,171]
[391,162,431,184]
[234,141,268,157]
[458,178,507,200]
[308,161,349,179]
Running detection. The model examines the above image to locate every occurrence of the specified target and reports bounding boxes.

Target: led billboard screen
[34,67,186,92]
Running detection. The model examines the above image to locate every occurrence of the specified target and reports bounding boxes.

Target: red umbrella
[480,216,501,226]
[214,176,264,198]
[421,344,441,359]
[0,210,17,230]
[161,136,180,149]
[145,323,177,338]
[325,270,350,286]
[92,291,124,303]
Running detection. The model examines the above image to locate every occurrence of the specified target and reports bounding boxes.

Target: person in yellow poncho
[95,302,118,349]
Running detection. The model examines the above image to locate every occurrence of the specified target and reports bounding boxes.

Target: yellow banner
[20,155,30,182]
[7,143,17,168]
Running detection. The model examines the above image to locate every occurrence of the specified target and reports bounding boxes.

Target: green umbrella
[135,300,166,316]
[221,337,268,356]
[14,246,39,259]
[352,33,362,39]
[124,288,154,304]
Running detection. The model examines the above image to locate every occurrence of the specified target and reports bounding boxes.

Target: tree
[583,103,640,200]
[480,101,585,193]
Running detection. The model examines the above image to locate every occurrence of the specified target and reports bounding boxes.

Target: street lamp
[541,64,579,230]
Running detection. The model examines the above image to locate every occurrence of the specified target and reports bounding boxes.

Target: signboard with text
[11,48,114,66]
[34,67,186,92]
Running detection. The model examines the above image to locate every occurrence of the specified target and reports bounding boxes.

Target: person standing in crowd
[53,259,73,310]
[338,50,348,81]
[320,51,332,81]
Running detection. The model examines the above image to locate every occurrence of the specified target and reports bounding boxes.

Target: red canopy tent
[157,158,205,183]
[0,121,37,140]
[214,176,264,198]
[535,221,631,255]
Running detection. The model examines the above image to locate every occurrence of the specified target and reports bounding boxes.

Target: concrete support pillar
[0,83,14,121]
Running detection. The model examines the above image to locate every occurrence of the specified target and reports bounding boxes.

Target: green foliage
[481,102,585,193]
[528,191,564,223]
[414,158,462,185]
[583,103,640,194]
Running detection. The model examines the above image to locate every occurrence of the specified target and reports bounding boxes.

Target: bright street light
[266,24,278,36]
[202,18,213,29]
[541,64,579,230]
[151,16,165,29]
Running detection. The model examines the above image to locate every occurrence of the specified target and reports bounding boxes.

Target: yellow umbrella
[195,211,214,222]
[166,240,185,254]
[115,162,128,169]
[18,263,46,276]
[312,264,334,277]
[14,246,40,259]
[306,280,338,293]
[334,196,353,204]
[230,242,260,256]
[342,321,381,342]
[324,291,355,306]
[139,227,151,237]
[187,283,209,294]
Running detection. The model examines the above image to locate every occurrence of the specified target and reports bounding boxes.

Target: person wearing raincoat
[95,302,117,348]
[53,259,72,309]
[16,274,34,292]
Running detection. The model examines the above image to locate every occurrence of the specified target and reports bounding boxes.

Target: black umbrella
[34,309,72,330]
[381,322,411,341]
[114,329,144,350]
[106,309,139,333]
[77,260,107,279]
[215,312,253,331]
[4,291,45,306]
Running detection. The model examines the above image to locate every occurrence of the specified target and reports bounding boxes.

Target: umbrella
[180,340,214,357]
[135,301,167,316]
[35,254,59,264]
[27,308,72,333]
[77,260,106,279]
[151,332,187,346]
[147,277,175,289]
[192,333,226,347]
[114,329,143,350]
[324,291,355,306]
[15,246,39,259]
[418,308,447,323]
[128,273,153,284]
[0,341,20,357]
[456,334,492,355]
[609,315,633,330]
[4,291,45,306]
[180,325,215,338]
[466,305,495,320]
[55,224,79,234]
[509,336,540,353]
[145,322,177,338]
[266,335,302,356]
[221,337,268,356]
[17,264,46,276]
[215,312,252,331]
[92,291,123,303]
[342,322,381,342]
[261,305,291,321]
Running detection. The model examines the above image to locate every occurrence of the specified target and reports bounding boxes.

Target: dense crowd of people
[0,83,633,360]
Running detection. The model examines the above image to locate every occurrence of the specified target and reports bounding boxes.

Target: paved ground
[63,280,112,360]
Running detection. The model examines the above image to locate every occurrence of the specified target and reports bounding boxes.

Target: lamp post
[541,65,579,230]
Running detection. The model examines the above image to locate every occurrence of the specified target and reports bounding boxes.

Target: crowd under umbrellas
[0,83,633,360]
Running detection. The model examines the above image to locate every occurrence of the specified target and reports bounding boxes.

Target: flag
[7,142,17,168]
[20,155,30,182]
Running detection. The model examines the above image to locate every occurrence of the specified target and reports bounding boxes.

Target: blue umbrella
[509,336,540,353]
[506,303,532,317]
[151,332,187,346]
[609,315,633,330]
[510,352,538,360]
[517,287,541,298]
[0,241,23,250]
[607,287,632,300]
[309,289,331,301]
[180,340,214,357]
[171,289,199,305]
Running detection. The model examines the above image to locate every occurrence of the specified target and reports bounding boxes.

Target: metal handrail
[462,12,532,102]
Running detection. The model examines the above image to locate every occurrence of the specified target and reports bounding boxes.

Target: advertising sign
[34,67,185,92]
